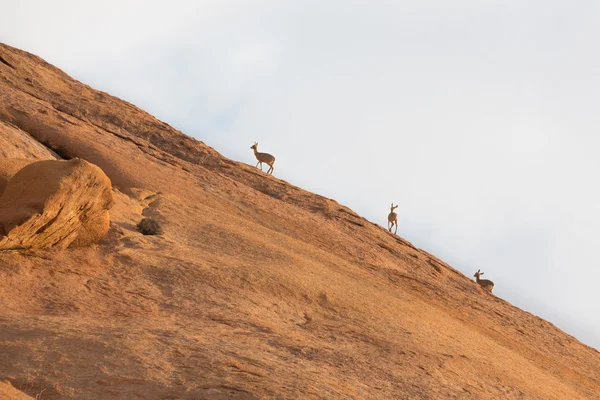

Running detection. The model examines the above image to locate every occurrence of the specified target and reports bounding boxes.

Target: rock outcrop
[0,158,113,250]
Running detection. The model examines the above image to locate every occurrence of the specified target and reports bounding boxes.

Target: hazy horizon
[3,0,599,350]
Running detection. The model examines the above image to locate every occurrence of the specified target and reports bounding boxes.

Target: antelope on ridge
[474,269,494,293]
[388,203,398,234]
[250,142,275,175]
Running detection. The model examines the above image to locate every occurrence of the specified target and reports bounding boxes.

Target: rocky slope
[0,42,599,399]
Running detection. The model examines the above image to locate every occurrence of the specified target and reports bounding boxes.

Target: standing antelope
[388,203,398,234]
[474,269,494,293]
[250,142,276,175]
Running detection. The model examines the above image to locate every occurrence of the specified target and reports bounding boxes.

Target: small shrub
[137,217,163,235]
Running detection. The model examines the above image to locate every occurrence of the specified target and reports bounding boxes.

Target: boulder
[70,211,111,247]
[0,158,36,196]
[0,158,113,250]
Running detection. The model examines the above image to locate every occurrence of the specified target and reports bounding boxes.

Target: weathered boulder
[0,158,113,250]
[70,210,111,247]
[0,158,36,196]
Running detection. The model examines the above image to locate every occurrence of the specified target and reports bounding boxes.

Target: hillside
[0,43,599,399]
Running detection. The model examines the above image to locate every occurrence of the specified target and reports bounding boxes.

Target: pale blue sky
[3,0,599,350]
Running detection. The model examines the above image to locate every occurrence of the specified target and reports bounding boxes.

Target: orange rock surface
[0,43,599,399]
[0,381,33,400]
[0,158,37,196]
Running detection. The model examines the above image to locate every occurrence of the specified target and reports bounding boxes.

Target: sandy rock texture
[0,122,57,195]
[0,381,34,400]
[0,158,36,195]
[0,120,57,160]
[0,43,599,399]
[0,158,113,250]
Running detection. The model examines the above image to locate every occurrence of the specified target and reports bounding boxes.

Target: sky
[2,0,599,350]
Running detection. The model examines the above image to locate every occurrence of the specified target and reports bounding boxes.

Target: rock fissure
[0,54,15,69]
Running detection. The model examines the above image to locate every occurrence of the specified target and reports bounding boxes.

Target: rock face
[1,43,599,400]
[0,120,57,159]
[0,158,113,250]
[0,158,36,196]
